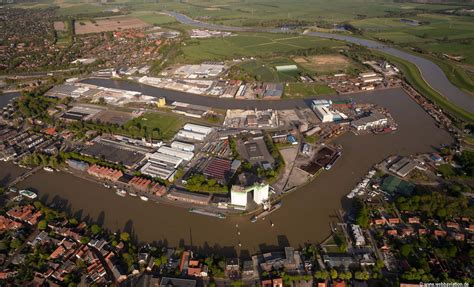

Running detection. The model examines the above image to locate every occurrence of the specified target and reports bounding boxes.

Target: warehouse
[171,141,195,152]
[183,123,213,135]
[388,157,417,177]
[158,146,194,161]
[140,162,176,181]
[351,112,388,131]
[176,130,207,142]
[147,152,183,168]
[314,105,336,123]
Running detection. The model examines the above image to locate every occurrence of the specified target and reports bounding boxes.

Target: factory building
[314,106,337,123]
[176,130,207,142]
[171,141,195,152]
[158,146,194,161]
[230,184,270,207]
[231,186,248,207]
[140,162,176,181]
[183,123,213,135]
[147,152,183,169]
[351,112,388,131]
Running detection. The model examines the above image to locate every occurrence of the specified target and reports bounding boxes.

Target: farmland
[74,16,150,35]
[176,33,347,63]
[293,54,352,75]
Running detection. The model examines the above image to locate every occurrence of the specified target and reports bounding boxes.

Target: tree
[80,236,90,244]
[90,224,101,235]
[10,238,22,250]
[315,270,329,280]
[400,244,413,258]
[330,269,338,280]
[355,271,369,280]
[120,232,130,242]
[38,220,48,230]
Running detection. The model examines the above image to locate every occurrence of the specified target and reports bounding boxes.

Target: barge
[250,201,282,223]
[189,208,226,219]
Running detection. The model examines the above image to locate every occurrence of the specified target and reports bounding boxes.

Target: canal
[0,85,452,256]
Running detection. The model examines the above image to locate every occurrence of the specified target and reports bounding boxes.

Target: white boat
[128,191,137,197]
[43,167,54,172]
[103,183,111,189]
[116,189,127,197]
[19,189,37,199]
[140,196,149,202]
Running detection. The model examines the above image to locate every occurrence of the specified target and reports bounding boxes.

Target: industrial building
[230,184,269,207]
[388,157,417,177]
[146,152,183,169]
[171,141,195,152]
[140,162,176,181]
[158,146,194,161]
[183,123,213,135]
[351,112,388,131]
[176,130,207,142]
[313,105,339,123]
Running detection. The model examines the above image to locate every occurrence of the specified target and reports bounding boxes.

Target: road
[166,11,474,114]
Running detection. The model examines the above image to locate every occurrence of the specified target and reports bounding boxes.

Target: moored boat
[19,189,37,199]
[116,189,127,197]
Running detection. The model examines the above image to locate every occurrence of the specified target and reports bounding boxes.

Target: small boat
[140,196,149,201]
[43,167,54,172]
[8,187,18,193]
[103,183,111,189]
[250,216,257,223]
[19,189,37,199]
[116,189,127,197]
[128,191,137,197]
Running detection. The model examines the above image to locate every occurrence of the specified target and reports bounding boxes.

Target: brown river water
[0,87,452,256]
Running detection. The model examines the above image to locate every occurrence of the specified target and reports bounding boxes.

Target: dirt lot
[294,54,350,74]
[90,110,137,125]
[74,16,149,35]
[54,21,66,31]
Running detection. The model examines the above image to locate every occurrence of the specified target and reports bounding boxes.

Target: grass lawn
[176,33,346,63]
[284,83,335,98]
[55,20,72,46]
[130,11,178,26]
[126,112,186,141]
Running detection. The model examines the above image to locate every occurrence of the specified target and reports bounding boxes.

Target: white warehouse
[183,123,213,135]
[158,146,194,161]
[171,141,195,152]
[177,130,207,141]
[147,152,183,168]
[314,105,335,123]
[140,162,176,181]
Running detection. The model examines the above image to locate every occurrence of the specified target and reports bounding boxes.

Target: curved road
[167,11,474,114]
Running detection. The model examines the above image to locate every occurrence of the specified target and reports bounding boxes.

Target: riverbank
[167,11,474,116]
[0,86,452,256]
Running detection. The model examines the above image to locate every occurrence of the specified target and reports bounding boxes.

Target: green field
[124,112,186,141]
[284,82,336,98]
[130,11,178,26]
[55,20,73,46]
[176,33,346,63]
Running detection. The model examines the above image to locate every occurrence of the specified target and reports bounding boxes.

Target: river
[167,11,474,114]
[0,85,452,256]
